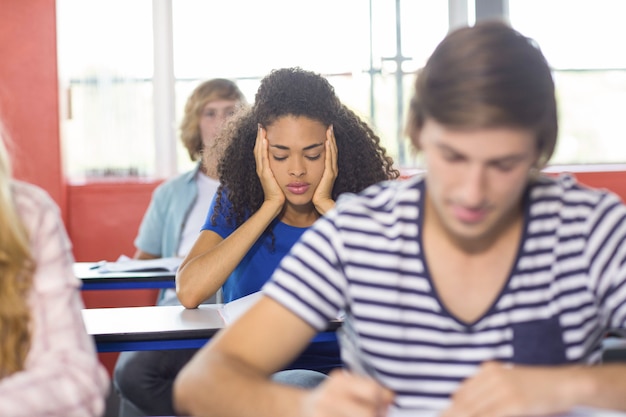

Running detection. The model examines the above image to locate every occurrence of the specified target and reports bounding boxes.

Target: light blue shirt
[135,164,200,258]
[134,163,201,305]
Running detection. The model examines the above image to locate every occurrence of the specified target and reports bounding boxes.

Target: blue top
[202,190,342,373]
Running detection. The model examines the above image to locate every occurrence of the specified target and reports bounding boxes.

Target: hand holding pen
[299,318,395,417]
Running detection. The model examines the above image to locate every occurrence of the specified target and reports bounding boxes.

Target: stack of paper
[95,255,183,273]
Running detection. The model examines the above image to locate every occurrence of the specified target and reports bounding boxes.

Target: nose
[288,157,306,178]
[459,164,487,208]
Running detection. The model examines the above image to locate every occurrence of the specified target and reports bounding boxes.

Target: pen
[89,260,107,270]
[339,317,399,411]
[338,318,384,382]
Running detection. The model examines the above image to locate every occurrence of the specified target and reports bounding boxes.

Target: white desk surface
[82,304,226,341]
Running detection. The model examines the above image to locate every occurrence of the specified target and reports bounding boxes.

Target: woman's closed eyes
[271,153,322,162]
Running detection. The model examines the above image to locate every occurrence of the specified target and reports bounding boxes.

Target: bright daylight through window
[56,0,626,181]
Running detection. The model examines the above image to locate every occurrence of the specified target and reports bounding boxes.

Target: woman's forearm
[176,201,283,308]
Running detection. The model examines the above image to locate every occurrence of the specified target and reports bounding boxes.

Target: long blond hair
[0,121,34,377]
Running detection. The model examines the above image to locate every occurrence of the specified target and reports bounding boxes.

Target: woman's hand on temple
[255,124,285,209]
[312,125,338,215]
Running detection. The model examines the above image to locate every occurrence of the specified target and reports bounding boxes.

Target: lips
[286,182,310,195]
[452,205,488,224]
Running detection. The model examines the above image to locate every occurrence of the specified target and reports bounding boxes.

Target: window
[509,0,626,166]
[57,1,626,181]
[57,0,154,180]
[57,0,448,179]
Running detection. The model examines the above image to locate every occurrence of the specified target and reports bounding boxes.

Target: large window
[509,0,626,166]
[57,0,154,179]
[57,0,448,180]
[57,1,626,181]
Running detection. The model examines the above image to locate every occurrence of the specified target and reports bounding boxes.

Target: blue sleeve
[201,189,236,239]
[134,184,168,256]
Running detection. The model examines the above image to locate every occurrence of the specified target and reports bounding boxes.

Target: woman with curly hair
[177,67,398,307]
[175,66,398,383]
[0,120,108,416]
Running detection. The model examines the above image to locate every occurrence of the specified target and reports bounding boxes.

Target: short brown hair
[406,21,558,168]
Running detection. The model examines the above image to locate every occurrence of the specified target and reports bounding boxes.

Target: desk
[82,304,341,353]
[82,304,223,352]
[75,262,176,290]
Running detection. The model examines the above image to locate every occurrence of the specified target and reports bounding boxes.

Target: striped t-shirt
[263,174,626,410]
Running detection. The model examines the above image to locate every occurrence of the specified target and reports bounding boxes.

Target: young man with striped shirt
[174,21,626,417]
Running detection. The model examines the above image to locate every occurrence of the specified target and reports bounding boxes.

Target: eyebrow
[437,143,528,164]
[270,142,324,151]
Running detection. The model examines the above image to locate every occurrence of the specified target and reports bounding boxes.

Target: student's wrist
[260,199,284,219]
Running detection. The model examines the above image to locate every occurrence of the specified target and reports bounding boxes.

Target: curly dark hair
[209,67,399,229]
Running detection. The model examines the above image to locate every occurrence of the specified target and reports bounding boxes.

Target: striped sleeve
[585,191,626,331]
[264,212,348,330]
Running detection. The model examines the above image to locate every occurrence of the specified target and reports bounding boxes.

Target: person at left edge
[0,118,109,416]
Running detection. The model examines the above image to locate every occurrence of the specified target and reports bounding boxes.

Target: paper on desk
[219,291,263,324]
[96,255,182,273]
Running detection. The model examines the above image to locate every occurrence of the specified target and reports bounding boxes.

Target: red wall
[68,182,158,261]
[567,170,626,198]
[69,181,162,374]
[0,0,65,211]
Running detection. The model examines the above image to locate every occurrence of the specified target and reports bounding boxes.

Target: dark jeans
[114,349,197,416]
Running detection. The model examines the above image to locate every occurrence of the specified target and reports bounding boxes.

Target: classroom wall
[0,0,65,212]
[570,170,626,198]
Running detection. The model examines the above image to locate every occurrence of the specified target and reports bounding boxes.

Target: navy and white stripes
[264,174,626,409]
